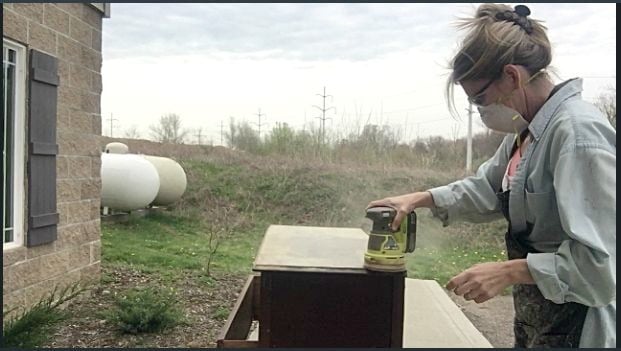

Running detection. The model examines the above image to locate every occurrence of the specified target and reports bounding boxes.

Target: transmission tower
[253,108,266,139]
[106,113,118,137]
[313,86,336,145]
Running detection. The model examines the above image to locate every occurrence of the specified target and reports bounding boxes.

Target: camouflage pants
[498,190,588,348]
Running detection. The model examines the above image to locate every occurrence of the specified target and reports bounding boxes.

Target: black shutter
[27,49,60,247]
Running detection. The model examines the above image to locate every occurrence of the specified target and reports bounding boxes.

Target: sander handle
[405,211,417,253]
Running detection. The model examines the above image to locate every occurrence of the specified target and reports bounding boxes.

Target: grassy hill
[102,147,507,284]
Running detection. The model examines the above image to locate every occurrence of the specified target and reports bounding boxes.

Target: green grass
[102,213,261,276]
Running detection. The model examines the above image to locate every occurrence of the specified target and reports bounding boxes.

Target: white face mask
[473,70,543,134]
[478,104,529,134]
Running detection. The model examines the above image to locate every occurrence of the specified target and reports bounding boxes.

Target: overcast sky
[100,3,616,145]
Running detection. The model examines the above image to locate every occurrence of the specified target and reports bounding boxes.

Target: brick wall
[3,3,104,314]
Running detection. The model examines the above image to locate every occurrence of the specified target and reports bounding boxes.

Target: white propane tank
[142,155,187,206]
[104,142,129,154]
[101,153,160,211]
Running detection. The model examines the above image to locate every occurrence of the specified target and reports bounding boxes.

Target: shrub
[110,286,183,334]
[2,283,85,348]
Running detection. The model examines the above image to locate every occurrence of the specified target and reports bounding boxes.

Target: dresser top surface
[253,225,370,274]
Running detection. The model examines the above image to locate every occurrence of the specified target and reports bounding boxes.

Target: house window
[3,38,26,250]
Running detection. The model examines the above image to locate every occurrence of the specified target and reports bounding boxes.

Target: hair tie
[495,5,533,34]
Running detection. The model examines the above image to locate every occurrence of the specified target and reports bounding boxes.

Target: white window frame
[3,38,27,251]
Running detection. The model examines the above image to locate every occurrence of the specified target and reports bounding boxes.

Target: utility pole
[106,113,118,137]
[254,108,265,140]
[194,127,203,145]
[313,86,336,145]
[220,120,224,146]
[466,102,473,174]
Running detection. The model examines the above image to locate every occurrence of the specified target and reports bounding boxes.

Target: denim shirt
[428,78,616,348]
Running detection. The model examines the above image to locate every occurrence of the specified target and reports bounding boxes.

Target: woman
[367,4,616,348]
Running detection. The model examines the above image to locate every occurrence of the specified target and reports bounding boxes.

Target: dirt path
[446,291,515,348]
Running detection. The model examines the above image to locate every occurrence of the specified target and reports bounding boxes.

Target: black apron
[497,189,588,348]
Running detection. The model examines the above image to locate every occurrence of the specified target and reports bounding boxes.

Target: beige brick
[91,28,102,52]
[3,291,26,319]
[9,250,70,291]
[80,46,102,72]
[58,58,70,80]
[3,246,26,267]
[2,8,28,44]
[28,21,57,56]
[23,268,81,308]
[84,220,101,243]
[65,200,91,224]
[25,242,56,260]
[82,5,103,29]
[58,131,101,157]
[90,241,101,264]
[57,104,72,132]
[68,156,92,179]
[57,179,81,202]
[56,223,87,249]
[69,17,92,47]
[67,244,91,269]
[70,109,93,134]
[81,178,100,200]
[57,221,99,250]
[79,262,101,286]
[82,92,101,114]
[12,3,44,23]
[90,198,101,220]
[57,202,69,226]
[91,71,102,94]
[55,3,84,17]
[91,154,102,177]
[44,4,70,35]
[57,156,70,179]
[58,84,82,111]
[57,35,82,64]
[92,114,102,135]
[69,63,91,91]
[3,267,10,291]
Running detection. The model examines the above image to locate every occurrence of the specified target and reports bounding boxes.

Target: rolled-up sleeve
[428,137,510,226]
[527,145,616,307]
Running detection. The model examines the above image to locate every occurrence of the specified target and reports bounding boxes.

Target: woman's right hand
[366,191,435,231]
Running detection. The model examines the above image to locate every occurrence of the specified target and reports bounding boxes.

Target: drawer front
[259,271,405,347]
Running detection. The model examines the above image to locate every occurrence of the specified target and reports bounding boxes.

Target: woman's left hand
[446,261,517,303]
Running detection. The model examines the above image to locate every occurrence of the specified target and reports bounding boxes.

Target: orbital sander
[364,206,417,272]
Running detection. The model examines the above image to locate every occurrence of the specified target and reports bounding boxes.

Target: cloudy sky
[100,3,616,145]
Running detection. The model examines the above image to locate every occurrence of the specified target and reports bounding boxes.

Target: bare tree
[123,125,141,139]
[149,113,188,144]
[594,86,616,129]
[204,206,241,277]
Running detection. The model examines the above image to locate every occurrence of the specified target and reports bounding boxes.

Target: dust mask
[476,70,542,134]
[478,104,529,134]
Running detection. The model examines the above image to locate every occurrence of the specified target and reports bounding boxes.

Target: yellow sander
[364,206,416,272]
